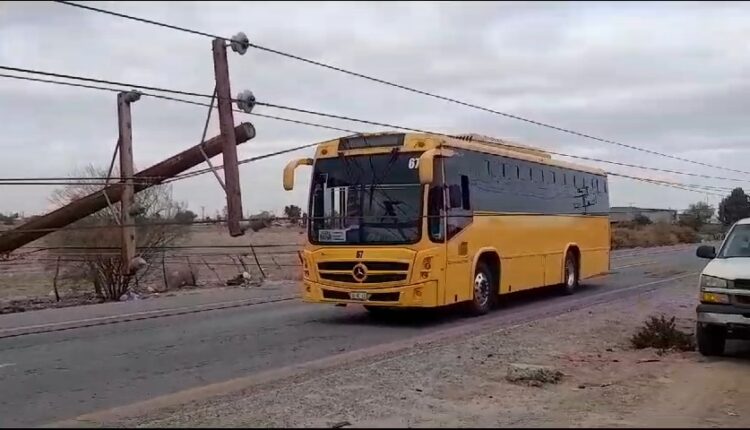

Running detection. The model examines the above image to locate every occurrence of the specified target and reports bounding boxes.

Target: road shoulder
[115,277,750,428]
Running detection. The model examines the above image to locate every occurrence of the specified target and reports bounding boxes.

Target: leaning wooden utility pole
[212,36,243,236]
[211,32,255,237]
[117,90,140,275]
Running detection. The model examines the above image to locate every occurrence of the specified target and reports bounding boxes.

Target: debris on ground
[506,363,564,387]
[119,290,141,302]
[630,314,694,353]
[225,272,261,287]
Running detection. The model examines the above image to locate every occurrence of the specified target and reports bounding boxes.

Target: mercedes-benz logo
[352,263,368,282]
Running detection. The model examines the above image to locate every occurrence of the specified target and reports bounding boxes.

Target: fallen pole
[0,123,256,254]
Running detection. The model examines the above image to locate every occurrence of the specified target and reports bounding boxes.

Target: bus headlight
[423,257,432,271]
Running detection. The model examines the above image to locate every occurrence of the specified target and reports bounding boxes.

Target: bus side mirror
[419,158,434,184]
[418,148,455,184]
[283,158,313,191]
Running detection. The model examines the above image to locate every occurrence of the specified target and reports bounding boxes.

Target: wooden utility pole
[117,91,140,275]
[212,38,244,237]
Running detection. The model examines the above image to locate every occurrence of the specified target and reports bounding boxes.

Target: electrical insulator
[236,90,256,113]
[123,90,141,103]
[230,32,250,55]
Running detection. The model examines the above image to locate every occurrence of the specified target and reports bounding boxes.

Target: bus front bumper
[302,280,440,307]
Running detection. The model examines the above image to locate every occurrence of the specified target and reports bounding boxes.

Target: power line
[255,102,748,187]
[0,72,734,206]
[0,65,213,100]
[165,142,320,183]
[3,67,745,190]
[607,172,726,197]
[53,0,750,177]
[54,0,225,40]
[0,71,359,136]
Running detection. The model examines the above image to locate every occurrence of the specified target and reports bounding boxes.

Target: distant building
[609,206,677,224]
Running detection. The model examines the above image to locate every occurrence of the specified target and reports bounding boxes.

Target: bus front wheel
[561,252,579,295]
[468,261,496,316]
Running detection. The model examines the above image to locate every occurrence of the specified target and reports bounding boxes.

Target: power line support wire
[197,87,227,192]
[212,37,244,237]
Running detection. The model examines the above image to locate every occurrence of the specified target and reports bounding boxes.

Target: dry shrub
[611,223,699,249]
[631,314,694,353]
[45,165,190,301]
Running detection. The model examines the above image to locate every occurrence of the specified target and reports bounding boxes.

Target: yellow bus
[284,132,610,315]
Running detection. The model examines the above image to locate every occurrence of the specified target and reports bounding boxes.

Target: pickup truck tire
[696,322,726,356]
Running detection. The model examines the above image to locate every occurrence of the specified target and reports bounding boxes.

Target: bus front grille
[319,273,408,284]
[317,260,410,285]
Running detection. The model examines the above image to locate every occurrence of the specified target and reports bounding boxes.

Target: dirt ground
[129,278,750,428]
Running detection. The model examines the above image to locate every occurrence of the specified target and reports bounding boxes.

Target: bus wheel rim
[566,259,576,287]
[474,272,489,306]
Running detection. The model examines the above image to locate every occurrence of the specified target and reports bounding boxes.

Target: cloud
[1,0,748,217]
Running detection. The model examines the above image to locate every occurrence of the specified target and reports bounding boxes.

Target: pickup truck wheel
[696,322,726,356]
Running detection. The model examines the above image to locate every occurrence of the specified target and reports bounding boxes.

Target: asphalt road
[0,245,707,427]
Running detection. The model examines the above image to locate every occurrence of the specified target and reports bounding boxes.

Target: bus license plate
[350,292,369,301]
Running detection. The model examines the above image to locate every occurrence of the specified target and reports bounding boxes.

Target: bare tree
[45,165,190,301]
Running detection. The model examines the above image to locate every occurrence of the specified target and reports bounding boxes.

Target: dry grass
[611,223,698,250]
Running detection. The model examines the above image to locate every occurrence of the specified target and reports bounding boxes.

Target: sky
[0,1,748,218]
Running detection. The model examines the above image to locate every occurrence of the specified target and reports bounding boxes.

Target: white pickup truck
[695,217,750,356]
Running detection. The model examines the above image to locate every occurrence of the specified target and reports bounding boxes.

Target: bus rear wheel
[560,252,579,295]
[467,261,496,316]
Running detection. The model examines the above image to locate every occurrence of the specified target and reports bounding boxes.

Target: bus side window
[563,173,567,186]
[516,165,520,179]
[502,163,506,178]
[460,175,471,210]
[552,171,556,184]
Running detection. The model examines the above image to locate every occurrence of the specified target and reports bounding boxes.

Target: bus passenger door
[443,176,474,304]
[445,231,472,305]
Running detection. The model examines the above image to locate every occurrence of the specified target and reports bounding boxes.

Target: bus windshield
[309,152,423,245]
